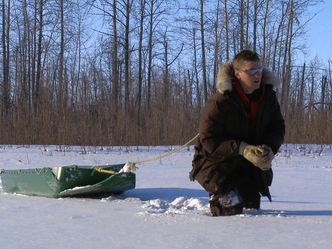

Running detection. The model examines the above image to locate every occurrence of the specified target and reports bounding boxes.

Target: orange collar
[233,79,265,121]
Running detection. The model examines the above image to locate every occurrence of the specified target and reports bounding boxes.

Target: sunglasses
[241,67,263,75]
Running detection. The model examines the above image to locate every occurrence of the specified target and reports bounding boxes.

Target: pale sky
[301,1,332,63]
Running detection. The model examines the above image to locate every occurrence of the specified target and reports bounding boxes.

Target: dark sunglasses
[242,67,263,75]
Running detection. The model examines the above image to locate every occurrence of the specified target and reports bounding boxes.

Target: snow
[1,144,332,249]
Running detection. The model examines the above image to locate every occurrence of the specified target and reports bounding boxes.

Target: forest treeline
[0,0,331,146]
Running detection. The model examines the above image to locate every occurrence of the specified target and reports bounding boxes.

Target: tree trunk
[34,0,43,115]
[137,0,146,135]
[262,0,270,64]
[245,0,249,49]
[224,0,229,60]
[253,0,258,52]
[112,0,119,112]
[298,62,305,109]
[321,75,327,112]
[272,2,286,73]
[22,0,30,110]
[1,0,10,115]
[147,0,154,112]
[239,0,244,51]
[124,0,132,113]
[281,0,294,114]
[213,0,221,89]
[193,27,201,111]
[200,0,208,102]
[59,0,65,110]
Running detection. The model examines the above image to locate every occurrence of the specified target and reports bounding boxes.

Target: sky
[87,1,330,65]
[301,1,332,63]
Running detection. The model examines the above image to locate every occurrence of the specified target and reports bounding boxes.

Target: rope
[92,133,199,174]
[92,168,116,175]
[133,133,199,165]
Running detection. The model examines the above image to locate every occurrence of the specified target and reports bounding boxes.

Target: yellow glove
[239,142,274,171]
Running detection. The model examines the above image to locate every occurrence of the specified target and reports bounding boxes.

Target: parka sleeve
[198,95,239,159]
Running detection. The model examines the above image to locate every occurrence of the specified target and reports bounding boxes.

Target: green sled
[0,164,135,198]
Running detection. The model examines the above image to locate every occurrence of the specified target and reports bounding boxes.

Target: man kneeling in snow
[189,50,285,216]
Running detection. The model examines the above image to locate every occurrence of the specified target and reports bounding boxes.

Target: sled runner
[0,164,135,198]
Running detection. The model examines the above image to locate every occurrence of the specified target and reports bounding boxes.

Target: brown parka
[190,62,285,202]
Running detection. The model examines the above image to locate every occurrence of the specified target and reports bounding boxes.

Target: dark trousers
[194,156,272,208]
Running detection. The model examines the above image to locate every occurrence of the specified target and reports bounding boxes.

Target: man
[189,50,285,216]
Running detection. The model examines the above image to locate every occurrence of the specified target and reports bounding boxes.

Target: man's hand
[239,142,274,171]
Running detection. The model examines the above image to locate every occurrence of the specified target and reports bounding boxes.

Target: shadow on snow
[259,209,332,217]
[126,187,208,201]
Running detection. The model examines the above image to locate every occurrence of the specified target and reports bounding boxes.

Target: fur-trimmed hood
[216,61,280,93]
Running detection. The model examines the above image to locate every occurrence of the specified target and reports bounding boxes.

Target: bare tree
[58,0,65,110]
[245,0,249,48]
[238,0,244,50]
[213,0,221,89]
[252,0,257,52]
[137,0,146,129]
[193,26,201,111]
[112,0,119,114]
[281,0,294,114]
[223,0,229,60]
[200,0,208,102]
[261,0,270,64]
[272,2,286,72]
[124,0,133,113]
[34,0,44,115]
[146,0,155,112]
[146,0,168,112]
[1,0,10,115]
[0,0,329,145]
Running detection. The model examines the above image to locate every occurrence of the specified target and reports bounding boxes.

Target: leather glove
[239,142,274,171]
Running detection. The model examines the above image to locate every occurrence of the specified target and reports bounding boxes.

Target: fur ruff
[216,61,280,94]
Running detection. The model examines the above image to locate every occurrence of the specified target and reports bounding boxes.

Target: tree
[252,0,257,51]
[280,0,294,114]
[200,0,208,102]
[213,0,221,89]
[245,0,249,48]
[261,0,270,64]
[1,0,11,115]
[137,0,146,131]
[238,0,244,50]
[0,0,328,145]
[58,0,65,110]
[223,0,229,60]
[34,0,44,115]
[124,0,133,113]
[112,0,119,114]
[145,0,169,112]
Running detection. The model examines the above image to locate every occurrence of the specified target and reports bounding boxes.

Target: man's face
[235,60,263,94]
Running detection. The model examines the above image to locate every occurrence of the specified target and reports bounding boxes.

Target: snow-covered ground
[1,144,332,249]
